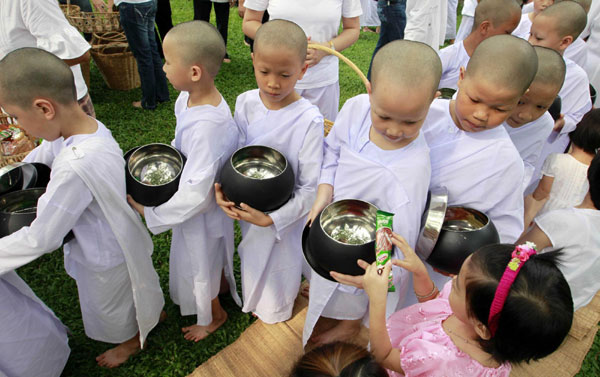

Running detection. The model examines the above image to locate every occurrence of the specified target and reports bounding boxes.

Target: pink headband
[487,242,537,337]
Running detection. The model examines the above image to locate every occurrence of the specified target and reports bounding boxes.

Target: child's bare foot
[159,310,167,323]
[182,308,227,342]
[310,320,361,346]
[300,283,310,299]
[96,334,140,368]
[132,101,142,109]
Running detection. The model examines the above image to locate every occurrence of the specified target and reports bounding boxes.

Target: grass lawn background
[15,1,599,376]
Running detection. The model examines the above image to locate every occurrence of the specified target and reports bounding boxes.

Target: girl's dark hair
[465,244,573,364]
[588,153,600,209]
[290,342,388,377]
[569,108,600,153]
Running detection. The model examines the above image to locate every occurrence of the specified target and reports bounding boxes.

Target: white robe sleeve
[0,166,92,274]
[22,140,57,166]
[319,102,351,186]
[269,119,324,235]
[21,0,90,59]
[560,63,593,135]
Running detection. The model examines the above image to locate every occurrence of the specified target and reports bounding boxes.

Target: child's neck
[187,82,221,108]
[463,32,482,57]
[569,145,595,165]
[59,105,98,139]
[448,100,466,132]
[443,315,500,368]
[259,90,301,111]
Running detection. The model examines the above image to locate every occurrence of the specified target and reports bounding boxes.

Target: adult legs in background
[119,1,169,110]
[193,0,213,22]
[213,2,231,61]
[367,0,407,79]
[446,0,458,41]
[154,0,174,57]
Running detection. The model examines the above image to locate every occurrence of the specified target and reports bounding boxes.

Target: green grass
[14,2,599,376]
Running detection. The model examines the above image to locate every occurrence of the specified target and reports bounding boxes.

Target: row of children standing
[0,0,599,375]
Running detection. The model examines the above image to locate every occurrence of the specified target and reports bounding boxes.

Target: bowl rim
[318,198,379,246]
[415,187,448,260]
[441,207,490,233]
[229,145,288,181]
[0,187,46,214]
[127,143,184,188]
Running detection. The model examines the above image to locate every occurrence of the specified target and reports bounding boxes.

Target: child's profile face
[533,0,554,15]
[252,45,307,110]
[162,36,191,91]
[368,82,432,149]
[528,15,566,52]
[0,96,60,141]
[453,73,519,132]
[448,255,473,325]
[506,82,559,128]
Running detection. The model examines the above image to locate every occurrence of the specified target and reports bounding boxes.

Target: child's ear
[559,35,574,50]
[297,62,309,80]
[474,320,492,340]
[33,99,55,120]
[457,66,466,88]
[479,20,491,35]
[191,64,202,82]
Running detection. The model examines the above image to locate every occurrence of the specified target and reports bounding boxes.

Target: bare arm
[242,8,265,39]
[306,16,360,67]
[63,50,90,66]
[523,174,554,228]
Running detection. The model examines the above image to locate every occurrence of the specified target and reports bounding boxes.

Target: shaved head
[532,46,566,90]
[371,40,442,98]
[165,21,225,77]
[466,35,537,95]
[570,0,591,13]
[254,20,307,63]
[473,0,521,29]
[538,1,588,40]
[0,48,76,108]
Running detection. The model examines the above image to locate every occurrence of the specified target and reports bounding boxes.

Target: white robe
[404,0,447,50]
[438,40,469,89]
[531,59,592,192]
[144,92,241,325]
[302,94,431,345]
[536,208,600,310]
[585,0,600,106]
[512,13,532,40]
[233,90,324,324]
[423,99,525,244]
[502,112,554,193]
[564,37,588,70]
[0,271,69,377]
[0,121,164,346]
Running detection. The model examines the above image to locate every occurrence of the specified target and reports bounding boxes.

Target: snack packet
[375,210,395,292]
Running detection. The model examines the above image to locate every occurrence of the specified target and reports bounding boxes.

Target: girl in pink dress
[360,235,574,377]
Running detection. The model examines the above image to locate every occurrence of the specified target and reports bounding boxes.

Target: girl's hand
[552,114,565,132]
[330,259,371,288]
[127,195,145,217]
[390,233,428,278]
[231,203,274,227]
[215,183,240,220]
[363,261,392,305]
[306,38,328,68]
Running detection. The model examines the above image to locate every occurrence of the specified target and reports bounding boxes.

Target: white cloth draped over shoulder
[0,0,91,100]
[502,112,554,193]
[0,271,70,377]
[233,90,324,324]
[303,95,431,345]
[144,92,241,325]
[437,41,468,90]
[536,208,600,310]
[0,121,164,346]
[423,99,525,244]
[404,0,447,50]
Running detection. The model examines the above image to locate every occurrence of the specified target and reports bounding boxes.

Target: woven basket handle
[307,43,369,91]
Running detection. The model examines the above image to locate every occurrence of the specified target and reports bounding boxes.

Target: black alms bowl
[549,96,562,121]
[0,188,44,238]
[426,206,500,275]
[126,143,185,207]
[219,145,295,213]
[304,199,378,281]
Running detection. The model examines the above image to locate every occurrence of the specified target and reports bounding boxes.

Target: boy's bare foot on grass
[309,319,361,346]
[182,308,227,342]
[96,334,140,368]
[132,101,142,109]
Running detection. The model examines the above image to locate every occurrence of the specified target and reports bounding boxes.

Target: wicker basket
[306,44,369,136]
[64,0,121,34]
[0,114,37,167]
[90,32,141,91]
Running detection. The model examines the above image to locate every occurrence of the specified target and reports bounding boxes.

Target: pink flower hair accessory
[487,242,537,336]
